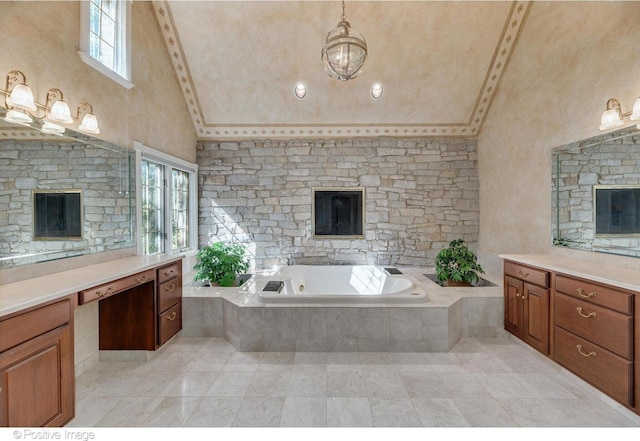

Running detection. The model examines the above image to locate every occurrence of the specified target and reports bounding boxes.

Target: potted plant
[435,239,485,287]
[193,241,249,287]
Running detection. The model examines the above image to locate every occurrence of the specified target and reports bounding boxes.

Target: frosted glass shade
[7,83,37,112]
[630,97,640,121]
[4,109,33,124]
[79,113,100,134]
[42,121,65,135]
[48,100,73,124]
[599,108,624,131]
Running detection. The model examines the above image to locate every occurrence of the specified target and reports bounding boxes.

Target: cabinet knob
[516,292,521,298]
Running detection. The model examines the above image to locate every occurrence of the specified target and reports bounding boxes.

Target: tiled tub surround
[182,267,506,352]
[197,137,479,269]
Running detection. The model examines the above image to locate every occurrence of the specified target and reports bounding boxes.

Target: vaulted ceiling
[152,1,531,140]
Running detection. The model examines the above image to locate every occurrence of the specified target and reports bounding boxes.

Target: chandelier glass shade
[321,2,367,81]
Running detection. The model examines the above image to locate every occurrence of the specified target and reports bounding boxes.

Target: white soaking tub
[257,265,428,303]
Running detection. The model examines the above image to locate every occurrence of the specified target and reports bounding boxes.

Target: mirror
[0,108,135,269]
[552,126,640,258]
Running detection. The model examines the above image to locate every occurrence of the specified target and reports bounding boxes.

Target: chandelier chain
[341,0,346,21]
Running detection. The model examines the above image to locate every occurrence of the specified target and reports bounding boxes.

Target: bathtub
[257,265,428,303]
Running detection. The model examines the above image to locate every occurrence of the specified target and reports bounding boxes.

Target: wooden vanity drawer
[554,292,632,360]
[554,326,633,406]
[157,262,181,284]
[158,275,182,313]
[555,274,633,315]
[158,303,181,345]
[79,269,155,304]
[504,261,549,287]
[0,297,72,352]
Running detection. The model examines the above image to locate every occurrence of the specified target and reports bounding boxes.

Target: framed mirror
[0,108,135,269]
[552,126,640,258]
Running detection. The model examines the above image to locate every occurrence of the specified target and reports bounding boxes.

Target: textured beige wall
[478,1,640,274]
[0,1,196,162]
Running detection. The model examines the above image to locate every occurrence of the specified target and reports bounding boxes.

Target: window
[79,0,134,89]
[141,161,164,254]
[135,143,197,256]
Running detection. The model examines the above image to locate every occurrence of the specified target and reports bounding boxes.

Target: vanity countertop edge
[500,254,640,293]
[0,254,184,318]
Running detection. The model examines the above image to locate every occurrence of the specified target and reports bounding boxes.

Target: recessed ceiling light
[294,83,307,100]
[371,83,383,100]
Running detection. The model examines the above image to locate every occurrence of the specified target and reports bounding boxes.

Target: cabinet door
[0,325,74,427]
[523,283,550,354]
[504,275,524,337]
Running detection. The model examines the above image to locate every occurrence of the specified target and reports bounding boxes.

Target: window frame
[135,142,198,256]
[79,0,134,89]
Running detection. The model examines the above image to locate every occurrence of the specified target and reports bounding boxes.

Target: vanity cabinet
[98,261,183,350]
[553,274,634,406]
[502,255,640,415]
[157,261,182,345]
[503,261,550,354]
[0,296,74,427]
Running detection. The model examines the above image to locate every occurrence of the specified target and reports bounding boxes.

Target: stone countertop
[0,254,184,318]
[182,266,504,308]
[500,254,640,292]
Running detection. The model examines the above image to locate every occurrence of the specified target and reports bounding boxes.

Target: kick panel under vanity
[501,254,640,415]
[0,255,183,427]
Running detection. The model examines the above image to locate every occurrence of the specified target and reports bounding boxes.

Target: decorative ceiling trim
[152,1,531,140]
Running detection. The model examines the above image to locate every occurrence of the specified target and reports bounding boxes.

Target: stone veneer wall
[197,137,479,269]
[553,135,640,255]
[0,140,133,268]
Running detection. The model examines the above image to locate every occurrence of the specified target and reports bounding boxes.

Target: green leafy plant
[435,239,485,286]
[193,242,249,287]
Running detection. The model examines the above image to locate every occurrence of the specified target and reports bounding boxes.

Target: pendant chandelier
[321,0,367,81]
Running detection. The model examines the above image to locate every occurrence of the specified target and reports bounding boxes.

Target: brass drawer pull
[576,288,596,298]
[136,275,149,284]
[165,312,177,321]
[518,270,530,278]
[164,269,174,277]
[576,307,596,319]
[165,283,176,292]
[96,287,113,298]
[576,344,596,358]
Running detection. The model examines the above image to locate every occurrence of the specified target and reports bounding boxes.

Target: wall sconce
[599,97,640,131]
[1,69,100,135]
[77,102,100,134]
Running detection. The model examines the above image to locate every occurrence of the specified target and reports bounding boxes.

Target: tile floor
[68,335,640,428]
